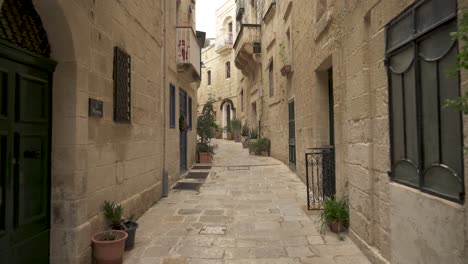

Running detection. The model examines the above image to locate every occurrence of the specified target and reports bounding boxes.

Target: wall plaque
[89,98,103,118]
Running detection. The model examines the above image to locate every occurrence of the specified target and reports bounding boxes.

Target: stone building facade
[0,0,202,263]
[233,0,468,263]
[198,0,240,137]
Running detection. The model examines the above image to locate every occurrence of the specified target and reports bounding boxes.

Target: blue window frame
[170,84,176,128]
[188,96,193,129]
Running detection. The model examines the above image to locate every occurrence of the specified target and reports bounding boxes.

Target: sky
[196,0,226,38]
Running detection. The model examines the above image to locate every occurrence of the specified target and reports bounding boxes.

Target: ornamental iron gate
[305,147,336,210]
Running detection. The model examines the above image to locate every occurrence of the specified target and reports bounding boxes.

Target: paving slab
[124,140,370,264]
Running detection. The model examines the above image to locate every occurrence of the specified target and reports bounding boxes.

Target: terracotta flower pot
[199,152,212,163]
[92,230,128,264]
[328,221,345,233]
[281,65,293,77]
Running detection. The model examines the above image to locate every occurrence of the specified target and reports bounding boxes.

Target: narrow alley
[123,140,370,264]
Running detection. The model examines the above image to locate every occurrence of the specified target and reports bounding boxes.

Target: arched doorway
[220,98,236,139]
[0,1,56,263]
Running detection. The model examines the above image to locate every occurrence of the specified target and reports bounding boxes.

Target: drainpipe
[161,0,169,197]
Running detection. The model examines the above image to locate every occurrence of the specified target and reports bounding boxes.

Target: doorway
[288,99,296,169]
[179,89,188,173]
[0,42,55,263]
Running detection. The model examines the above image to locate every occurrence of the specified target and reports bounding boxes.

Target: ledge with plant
[279,41,292,77]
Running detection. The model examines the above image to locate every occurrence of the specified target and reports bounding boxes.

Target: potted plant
[241,124,249,148]
[279,42,293,77]
[248,128,259,155]
[103,201,139,250]
[92,230,127,264]
[230,119,242,142]
[320,196,349,234]
[251,137,270,156]
[224,123,233,140]
[197,98,219,163]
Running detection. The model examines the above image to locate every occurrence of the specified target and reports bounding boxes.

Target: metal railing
[216,32,233,48]
[305,147,336,210]
[176,27,201,76]
[233,24,261,50]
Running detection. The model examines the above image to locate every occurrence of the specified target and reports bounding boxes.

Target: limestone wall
[198,0,239,129]
[235,0,468,263]
[32,0,199,263]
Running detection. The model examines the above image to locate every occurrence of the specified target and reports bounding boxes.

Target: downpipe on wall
[161,0,169,197]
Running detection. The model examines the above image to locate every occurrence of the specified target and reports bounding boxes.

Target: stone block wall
[198,0,239,130]
[31,0,199,263]
[235,0,468,263]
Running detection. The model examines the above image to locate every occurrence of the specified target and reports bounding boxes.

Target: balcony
[216,32,233,53]
[233,24,261,77]
[176,27,201,81]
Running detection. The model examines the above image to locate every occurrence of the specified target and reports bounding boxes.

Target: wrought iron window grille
[113,46,131,123]
[385,0,464,203]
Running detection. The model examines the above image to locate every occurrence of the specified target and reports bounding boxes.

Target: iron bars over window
[385,0,464,202]
[113,46,131,123]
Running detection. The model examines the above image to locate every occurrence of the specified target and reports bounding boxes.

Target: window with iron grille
[113,47,131,123]
[170,84,176,128]
[385,0,464,202]
[269,59,274,97]
[208,70,212,85]
[226,61,231,79]
[241,90,244,112]
[188,96,193,129]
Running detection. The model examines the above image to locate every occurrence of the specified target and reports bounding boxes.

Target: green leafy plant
[197,142,216,154]
[230,119,242,132]
[103,201,126,230]
[249,128,258,139]
[197,98,219,152]
[241,124,249,136]
[251,137,270,155]
[279,41,288,66]
[95,230,119,241]
[320,196,349,234]
[446,11,468,113]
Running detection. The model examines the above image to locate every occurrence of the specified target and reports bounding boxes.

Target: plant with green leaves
[319,196,349,234]
[103,201,126,230]
[241,124,249,137]
[446,11,468,113]
[279,41,288,65]
[251,137,270,155]
[197,98,219,146]
[249,128,258,139]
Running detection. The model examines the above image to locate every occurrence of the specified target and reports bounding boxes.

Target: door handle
[24,150,40,159]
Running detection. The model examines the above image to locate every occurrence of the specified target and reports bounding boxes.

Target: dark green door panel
[0,45,54,264]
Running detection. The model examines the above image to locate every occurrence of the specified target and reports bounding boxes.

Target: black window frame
[268,59,274,97]
[169,84,176,129]
[113,46,131,123]
[385,0,464,203]
[240,89,244,112]
[207,70,212,85]
[188,96,193,129]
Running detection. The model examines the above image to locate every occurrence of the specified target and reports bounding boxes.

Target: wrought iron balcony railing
[216,32,233,49]
[176,27,201,77]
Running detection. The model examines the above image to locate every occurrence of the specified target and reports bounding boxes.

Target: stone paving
[124,140,370,264]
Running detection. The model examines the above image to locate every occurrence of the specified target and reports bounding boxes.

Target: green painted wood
[0,43,54,264]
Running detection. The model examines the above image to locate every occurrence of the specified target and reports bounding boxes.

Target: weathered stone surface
[123,140,369,263]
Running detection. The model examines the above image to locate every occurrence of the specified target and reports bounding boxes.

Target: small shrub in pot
[320,196,349,234]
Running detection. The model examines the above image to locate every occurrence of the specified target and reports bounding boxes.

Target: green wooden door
[0,42,55,264]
